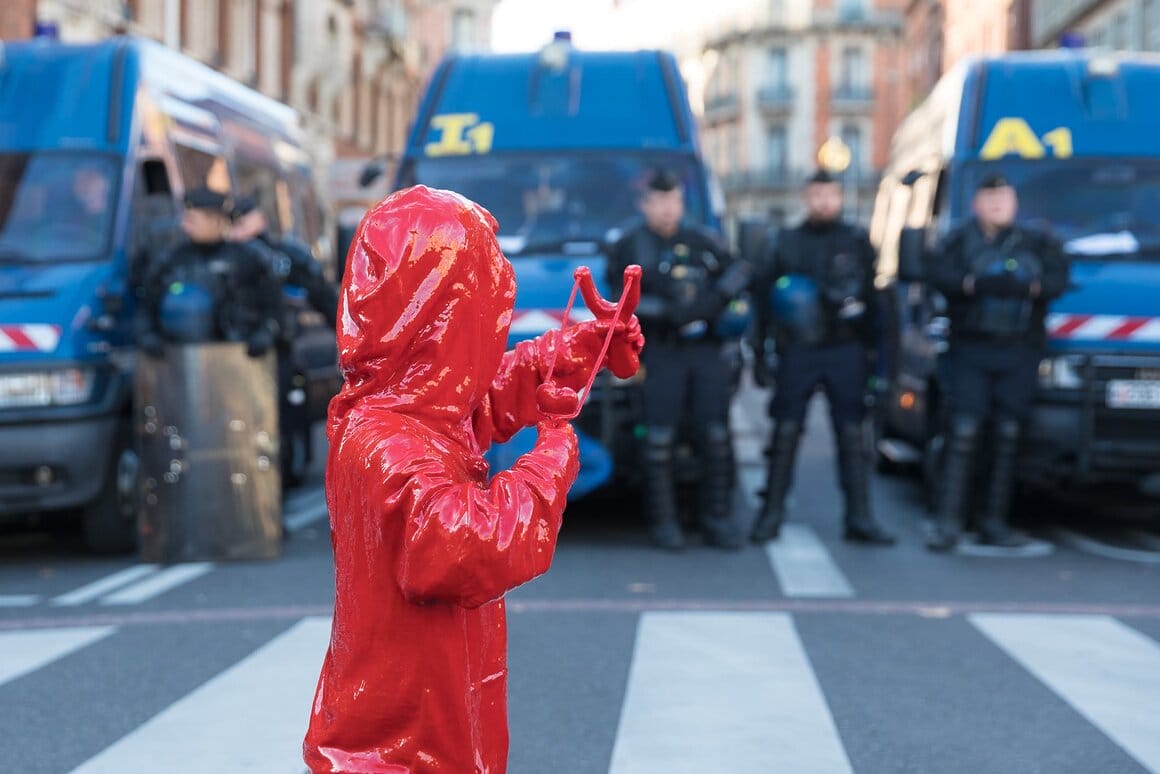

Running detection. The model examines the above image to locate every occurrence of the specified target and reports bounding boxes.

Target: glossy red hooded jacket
[303,186,641,773]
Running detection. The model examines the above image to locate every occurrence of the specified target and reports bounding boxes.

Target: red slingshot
[537,264,642,421]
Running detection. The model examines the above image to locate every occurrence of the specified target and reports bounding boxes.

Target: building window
[769,0,785,24]
[841,124,863,171]
[1112,12,1130,50]
[1147,0,1160,50]
[838,0,867,22]
[185,0,219,62]
[839,46,866,90]
[768,47,788,87]
[452,7,475,51]
[258,1,283,97]
[767,124,787,177]
[135,0,165,40]
[227,0,257,81]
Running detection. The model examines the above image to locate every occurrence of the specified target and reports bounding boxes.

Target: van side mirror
[358,162,385,188]
[898,227,928,282]
[900,169,925,187]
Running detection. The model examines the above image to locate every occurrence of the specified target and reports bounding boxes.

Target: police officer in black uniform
[230,194,340,487]
[925,174,1069,552]
[138,188,283,357]
[229,195,339,330]
[749,170,895,545]
[605,169,747,551]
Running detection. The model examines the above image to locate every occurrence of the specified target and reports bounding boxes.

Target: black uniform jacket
[928,220,1069,344]
[139,239,283,343]
[752,218,879,351]
[604,219,733,342]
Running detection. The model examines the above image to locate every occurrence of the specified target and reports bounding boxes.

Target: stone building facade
[700,0,907,227]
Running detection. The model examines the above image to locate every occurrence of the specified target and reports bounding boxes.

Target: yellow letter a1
[979,117,1045,160]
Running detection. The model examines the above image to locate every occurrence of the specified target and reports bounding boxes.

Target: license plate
[1107,380,1160,409]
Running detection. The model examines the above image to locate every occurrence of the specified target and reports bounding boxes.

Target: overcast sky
[490,0,759,53]
[491,0,616,52]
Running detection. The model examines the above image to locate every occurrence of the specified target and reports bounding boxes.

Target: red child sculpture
[303,186,643,773]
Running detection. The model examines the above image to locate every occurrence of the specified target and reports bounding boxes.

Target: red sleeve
[486,323,608,443]
[396,422,579,608]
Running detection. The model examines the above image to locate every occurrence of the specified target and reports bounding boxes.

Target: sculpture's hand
[576,265,643,378]
[536,383,580,424]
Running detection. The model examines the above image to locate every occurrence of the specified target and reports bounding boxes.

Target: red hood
[330,186,516,433]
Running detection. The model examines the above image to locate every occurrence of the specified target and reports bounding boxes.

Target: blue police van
[871,50,1160,502]
[0,36,336,551]
[389,34,723,496]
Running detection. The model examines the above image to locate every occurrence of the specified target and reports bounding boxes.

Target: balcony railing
[756,83,795,113]
[812,8,903,31]
[721,166,882,194]
[703,92,740,124]
[722,167,807,192]
[831,84,875,110]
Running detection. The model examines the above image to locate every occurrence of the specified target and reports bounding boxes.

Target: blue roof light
[34,21,60,39]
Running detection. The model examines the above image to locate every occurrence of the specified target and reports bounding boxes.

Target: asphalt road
[2,385,1160,774]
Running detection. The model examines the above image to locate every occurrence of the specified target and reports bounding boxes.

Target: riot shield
[135,342,282,563]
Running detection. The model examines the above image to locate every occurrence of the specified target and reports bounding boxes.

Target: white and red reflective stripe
[509,307,596,336]
[1047,313,1160,342]
[0,324,61,352]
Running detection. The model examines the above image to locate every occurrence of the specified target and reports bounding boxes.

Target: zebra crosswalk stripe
[70,617,331,774]
[608,611,853,774]
[0,610,1151,773]
[0,626,116,688]
[971,613,1160,774]
[764,523,855,598]
[99,563,214,606]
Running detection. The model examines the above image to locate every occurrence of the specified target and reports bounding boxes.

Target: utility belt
[644,324,721,346]
[960,297,1034,339]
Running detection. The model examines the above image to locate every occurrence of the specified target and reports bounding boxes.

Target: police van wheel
[82,445,139,555]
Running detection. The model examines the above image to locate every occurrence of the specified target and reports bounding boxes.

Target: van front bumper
[0,415,117,517]
[1023,398,1160,487]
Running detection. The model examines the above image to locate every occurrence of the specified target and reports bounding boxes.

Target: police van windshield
[0,152,118,264]
[962,160,1160,259]
[405,153,709,256]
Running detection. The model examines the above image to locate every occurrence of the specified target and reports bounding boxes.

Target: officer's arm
[926,230,970,298]
[1036,233,1070,300]
[859,230,883,350]
[686,229,734,321]
[135,248,175,335]
[241,244,284,333]
[283,244,339,328]
[750,234,781,348]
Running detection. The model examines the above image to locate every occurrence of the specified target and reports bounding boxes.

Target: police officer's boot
[926,416,978,552]
[836,423,896,546]
[697,422,744,550]
[749,420,801,543]
[643,426,686,551]
[977,419,1031,548]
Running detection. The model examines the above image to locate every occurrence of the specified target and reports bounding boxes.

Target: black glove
[752,361,771,389]
[246,330,274,358]
[670,291,724,329]
[973,271,1031,298]
[752,346,776,388]
[140,332,165,359]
